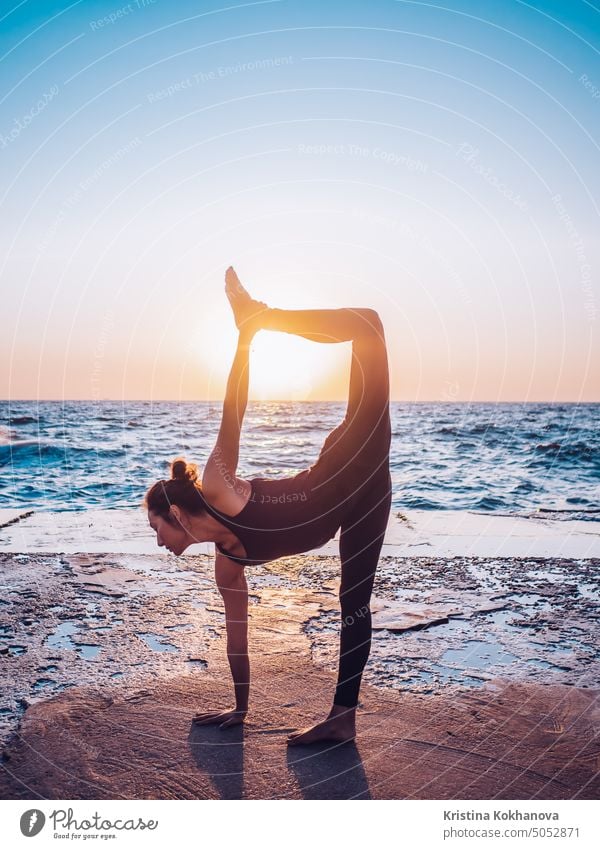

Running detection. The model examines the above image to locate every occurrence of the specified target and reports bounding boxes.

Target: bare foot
[224,266,268,335]
[192,708,246,729]
[287,709,356,746]
[225,265,251,305]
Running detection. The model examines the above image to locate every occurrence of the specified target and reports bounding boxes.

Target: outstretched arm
[203,330,252,495]
[193,552,249,728]
[217,552,250,714]
[202,266,269,497]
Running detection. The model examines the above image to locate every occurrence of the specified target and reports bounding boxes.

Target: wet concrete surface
[303,554,600,696]
[0,552,223,745]
[0,550,598,799]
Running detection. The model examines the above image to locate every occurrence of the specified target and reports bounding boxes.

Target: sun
[248,334,316,400]
[189,319,350,401]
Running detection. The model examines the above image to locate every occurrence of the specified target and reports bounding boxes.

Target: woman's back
[203,466,346,565]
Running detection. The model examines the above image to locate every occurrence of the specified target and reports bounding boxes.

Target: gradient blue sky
[1,0,598,400]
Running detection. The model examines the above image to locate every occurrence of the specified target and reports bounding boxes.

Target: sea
[0,401,598,518]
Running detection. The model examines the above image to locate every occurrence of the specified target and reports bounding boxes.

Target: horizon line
[1,398,598,404]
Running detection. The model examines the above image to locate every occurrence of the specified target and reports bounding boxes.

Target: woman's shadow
[188,722,244,799]
[286,740,371,799]
[188,724,370,799]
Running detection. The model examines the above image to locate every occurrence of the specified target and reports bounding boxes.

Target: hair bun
[170,457,198,484]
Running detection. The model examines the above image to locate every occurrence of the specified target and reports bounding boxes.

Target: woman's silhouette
[145,267,392,745]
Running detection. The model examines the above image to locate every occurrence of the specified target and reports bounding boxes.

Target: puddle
[45,622,78,651]
[441,639,519,668]
[32,678,57,692]
[45,623,102,659]
[527,567,565,581]
[136,632,178,653]
[6,645,27,656]
[577,583,598,600]
[403,664,487,688]
[525,657,572,671]
[502,592,554,611]
[75,643,102,659]
[484,608,530,629]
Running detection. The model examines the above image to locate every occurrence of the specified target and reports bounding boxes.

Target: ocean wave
[514,480,536,492]
[469,494,509,510]
[0,427,18,445]
[437,423,503,437]
[520,507,600,522]
[8,415,39,425]
[0,435,42,453]
[401,495,450,509]
[0,401,598,513]
[0,441,127,467]
[254,423,299,432]
[531,441,596,461]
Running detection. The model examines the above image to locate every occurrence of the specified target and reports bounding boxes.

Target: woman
[145,266,392,745]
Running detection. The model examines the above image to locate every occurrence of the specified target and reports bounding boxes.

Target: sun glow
[189,318,350,401]
[250,333,329,401]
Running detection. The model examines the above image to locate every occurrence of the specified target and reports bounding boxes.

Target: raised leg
[308,324,391,498]
[225,266,384,344]
[260,305,384,344]
[343,329,390,436]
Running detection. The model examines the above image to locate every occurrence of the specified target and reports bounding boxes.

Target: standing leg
[287,473,392,745]
[288,333,392,745]
[334,473,392,708]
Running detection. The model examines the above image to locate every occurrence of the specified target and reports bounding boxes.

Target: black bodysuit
[204,326,392,709]
[203,465,360,567]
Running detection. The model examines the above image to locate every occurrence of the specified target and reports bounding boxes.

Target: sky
[0,0,598,402]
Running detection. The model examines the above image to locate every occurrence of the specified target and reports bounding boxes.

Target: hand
[192,708,247,729]
[224,266,269,336]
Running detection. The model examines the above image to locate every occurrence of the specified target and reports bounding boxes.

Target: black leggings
[307,322,392,708]
[262,306,392,708]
